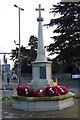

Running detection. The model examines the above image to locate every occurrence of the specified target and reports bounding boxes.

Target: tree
[10,46,29,62]
[28,35,38,61]
[10,47,19,62]
[28,35,38,50]
[10,46,30,72]
[46,2,80,73]
[21,56,32,73]
[10,45,37,73]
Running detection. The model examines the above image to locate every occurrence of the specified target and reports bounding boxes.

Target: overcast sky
[0,0,61,67]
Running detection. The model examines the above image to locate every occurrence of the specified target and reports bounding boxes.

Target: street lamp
[14,4,24,85]
[14,40,19,85]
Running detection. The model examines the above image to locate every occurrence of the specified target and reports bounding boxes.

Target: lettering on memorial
[40,66,46,79]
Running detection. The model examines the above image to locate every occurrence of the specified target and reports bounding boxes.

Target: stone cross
[35,4,44,21]
[35,4,47,61]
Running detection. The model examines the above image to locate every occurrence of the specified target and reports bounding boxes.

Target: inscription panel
[40,66,46,79]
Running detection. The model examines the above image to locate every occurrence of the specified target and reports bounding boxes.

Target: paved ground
[1,99,80,119]
[0,74,80,119]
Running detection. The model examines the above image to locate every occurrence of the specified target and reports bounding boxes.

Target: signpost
[0,52,10,97]
[72,74,80,79]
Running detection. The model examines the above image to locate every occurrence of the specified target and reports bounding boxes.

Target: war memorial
[12,4,75,111]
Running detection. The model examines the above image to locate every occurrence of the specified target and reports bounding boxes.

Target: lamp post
[14,5,24,85]
[14,40,19,85]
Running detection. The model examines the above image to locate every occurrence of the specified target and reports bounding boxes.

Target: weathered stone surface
[12,92,74,111]
[31,61,53,90]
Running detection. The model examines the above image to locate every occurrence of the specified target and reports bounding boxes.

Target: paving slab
[1,98,80,119]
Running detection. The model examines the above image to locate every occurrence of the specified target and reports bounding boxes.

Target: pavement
[0,74,80,119]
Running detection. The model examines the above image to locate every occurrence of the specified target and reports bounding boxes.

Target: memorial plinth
[31,61,53,90]
[12,92,74,111]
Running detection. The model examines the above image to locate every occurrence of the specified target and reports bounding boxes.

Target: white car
[12,74,17,80]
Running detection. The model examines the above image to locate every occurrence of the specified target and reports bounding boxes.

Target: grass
[0,96,12,101]
[73,94,80,99]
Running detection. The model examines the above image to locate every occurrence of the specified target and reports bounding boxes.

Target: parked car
[12,74,17,80]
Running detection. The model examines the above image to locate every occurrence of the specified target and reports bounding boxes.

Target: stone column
[30,4,53,90]
[35,4,47,62]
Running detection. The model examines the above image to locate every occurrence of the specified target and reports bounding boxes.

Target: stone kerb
[12,92,74,111]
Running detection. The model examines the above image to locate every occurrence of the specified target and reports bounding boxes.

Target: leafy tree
[10,46,28,62]
[28,35,38,50]
[10,47,19,62]
[10,45,37,73]
[46,2,80,73]
[28,35,38,61]
[10,46,30,71]
[21,56,32,73]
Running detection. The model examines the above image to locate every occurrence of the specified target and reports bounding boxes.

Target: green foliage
[1,96,12,101]
[21,56,32,73]
[28,35,38,62]
[28,35,38,50]
[73,94,80,99]
[10,35,37,73]
[46,2,80,73]
[10,47,19,61]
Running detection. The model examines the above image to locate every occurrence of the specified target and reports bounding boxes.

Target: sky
[0,0,61,68]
